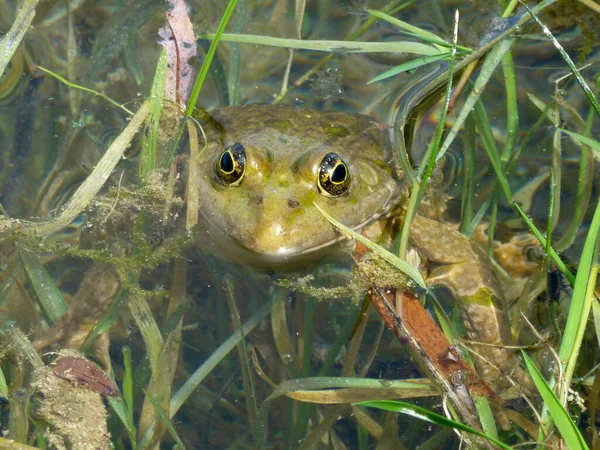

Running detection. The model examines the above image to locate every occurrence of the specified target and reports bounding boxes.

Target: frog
[34,104,536,398]
[189,104,535,392]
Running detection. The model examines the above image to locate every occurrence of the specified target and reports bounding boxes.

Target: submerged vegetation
[0,0,600,448]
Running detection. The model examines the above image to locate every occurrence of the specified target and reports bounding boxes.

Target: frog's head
[191,104,401,268]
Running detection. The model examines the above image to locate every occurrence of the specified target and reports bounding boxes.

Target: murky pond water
[1,0,600,448]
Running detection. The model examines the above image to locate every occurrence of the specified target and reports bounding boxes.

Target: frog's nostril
[253,196,263,205]
[288,199,300,208]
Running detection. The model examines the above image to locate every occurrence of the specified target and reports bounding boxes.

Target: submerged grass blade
[366,9,471,53]
[513,203,574,285]
[0,101,149,239]
[519,0,600,119]
[147,393,186,449]
[355,400,512,450]
[184,0,239,116]
[19,249,67,325]
[139,48,167,176]
[313,203,426,289]
[368,53,451,84]
[198,33,442,56]
[37,66,134,115]
[256,377,433,448]
[522,352,589,449]
[0,0,37,78]
[558,128,600,154]
[0,365,7,398]
[127,289,164,372]
[170,301,271,418]
[107,391,138,450]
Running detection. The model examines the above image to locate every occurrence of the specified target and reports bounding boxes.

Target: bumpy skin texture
[192,104,401,267]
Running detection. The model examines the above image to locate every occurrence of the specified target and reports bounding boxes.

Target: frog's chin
[236,241,353,271]
[197,228,353,271]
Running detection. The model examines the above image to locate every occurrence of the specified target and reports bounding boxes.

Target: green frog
[191,104,401,267]
[36,104,535,396]
[190,104,534,392]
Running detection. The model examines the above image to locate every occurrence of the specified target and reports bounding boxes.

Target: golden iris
[216,143,246,186]
[318,152,350,196]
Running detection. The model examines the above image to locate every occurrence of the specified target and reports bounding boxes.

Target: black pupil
[331,164,346,183]
[221,151,234,172]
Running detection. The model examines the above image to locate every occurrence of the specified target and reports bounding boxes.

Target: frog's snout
[251,195,300,209]
[243,194,316,256]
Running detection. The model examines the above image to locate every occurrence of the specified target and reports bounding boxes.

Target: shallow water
[1,0,600,448]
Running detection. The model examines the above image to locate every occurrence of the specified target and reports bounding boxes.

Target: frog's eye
[317,152,350,196]
[215,143,246,186]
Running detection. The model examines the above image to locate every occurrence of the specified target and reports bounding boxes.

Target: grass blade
[366,9,471,53]
[169,301,271,418]
[37,66,133,115]
[197,33,442,55]
[0,0,37,78]
[519,0,600,119]
[184,0,239,116]
[368,53,451,84]
[355,400,512,450]
[147,393,186,449]
[558,128,600,154]
[521,352,589,449]
[139,47,167,176]
[0,366,7,398]
[313,203,426,289]
[19,249,67,325]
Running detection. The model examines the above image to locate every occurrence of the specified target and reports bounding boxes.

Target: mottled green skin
[192,104,401,267]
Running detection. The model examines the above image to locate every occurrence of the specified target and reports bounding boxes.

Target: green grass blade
[501,51,518,162]
[520,1,600,119]
[0,0,36,79]
[366,9,471,53]
[459,115,476,233]
[437,38,513,169]
[521,352,589,449]
[169,301,271,418]
[472,98,513,203]
[355,400,512,450]
[0,366,7,398]
[19,248,67,325]
[512,203,575,285]
[147,393,186,449]
[139,47,167,176]
[256,377,434,448]
[37,66,134,115]
[474,397,498,441]
[197,33,442,55]
[558,193,600,371]
[184,0,239,117]
[313,203,426,289]
[368,53,451,84]
[81,287,128,353]
[122,346,136,439]
[558,128,600,154]
[107,393,138,450]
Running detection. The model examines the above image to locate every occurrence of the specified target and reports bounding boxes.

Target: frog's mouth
[216,202,399,271]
